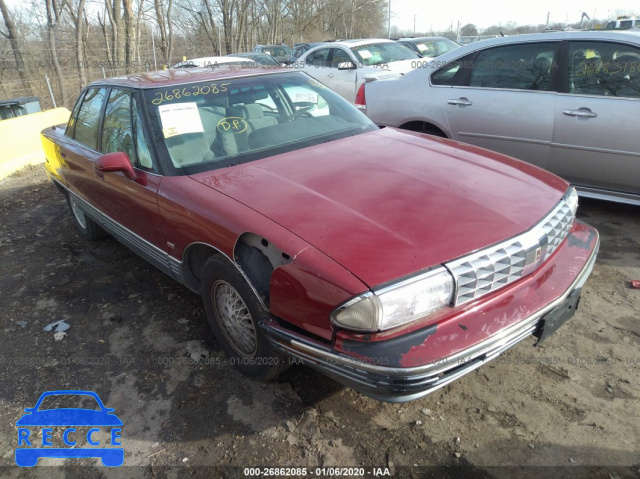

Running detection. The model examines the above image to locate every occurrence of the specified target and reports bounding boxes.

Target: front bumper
[264,221,599,402]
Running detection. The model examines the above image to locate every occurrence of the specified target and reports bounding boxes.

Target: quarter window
[431,56,471,86]
[469,43,557,91]
[73,87,107,149]
[568,41,640,98]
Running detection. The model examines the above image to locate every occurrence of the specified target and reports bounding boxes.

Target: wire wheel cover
[212,280,258,357]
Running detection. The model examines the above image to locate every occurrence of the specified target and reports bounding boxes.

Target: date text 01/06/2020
[243,467,391,476]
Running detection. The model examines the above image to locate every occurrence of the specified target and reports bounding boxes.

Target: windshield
[262,46,291,57]
[244,54,279,66]
[143,72,377,175]
[406,38,460,57]
[351,42,419,66]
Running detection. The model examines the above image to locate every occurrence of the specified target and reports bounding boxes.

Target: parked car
[252,44,292,64]
[299,39,421,103]
[359,30,640,206]
[41,67,598,402]
[229,52,281,66]
[172,56,255,69]
[397,36,460,58]
[606,18,639,29]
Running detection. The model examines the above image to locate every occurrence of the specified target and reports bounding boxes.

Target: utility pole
[387,0,391,38]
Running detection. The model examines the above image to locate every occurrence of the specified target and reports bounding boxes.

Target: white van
[606,18,639,29]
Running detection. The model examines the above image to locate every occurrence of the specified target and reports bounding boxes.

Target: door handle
[60,152,66,158]
[327,73,334,78]
[563,109,597,118]
[447,98,472,106]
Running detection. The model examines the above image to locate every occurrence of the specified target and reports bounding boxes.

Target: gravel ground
[0,165,638,478]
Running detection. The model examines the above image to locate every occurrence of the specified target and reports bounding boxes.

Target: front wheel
[201,256,286,380]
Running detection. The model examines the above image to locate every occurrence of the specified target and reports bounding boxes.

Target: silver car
[360,31,640,205]
[299,39,420,103]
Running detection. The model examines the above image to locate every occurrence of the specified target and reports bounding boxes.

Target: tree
[0,0,33,95]
[45,0,68,105]
[460,23,477,37]
[65,0,88,87]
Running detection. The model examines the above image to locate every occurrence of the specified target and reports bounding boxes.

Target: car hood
[190,128,567,287]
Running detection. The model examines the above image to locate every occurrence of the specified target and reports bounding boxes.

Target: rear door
[302,47,332,86]
[549,40,640,197]
[442,41,560,170]
[60,87,109,207]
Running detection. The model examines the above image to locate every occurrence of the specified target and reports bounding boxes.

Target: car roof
[444,30,640,53]
[90,67,292,89]
[325,38,396,47]
[173,56,249,67]
[424,30,640,63]
[398,36,451,42]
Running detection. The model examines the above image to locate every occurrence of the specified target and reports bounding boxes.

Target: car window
[330,48,352,67]
[469,42,558,91]
[262,46,290,57]
[132,95,154,169]
[102,89,134,161]
[568,41,640,98]
[65,90,86,138]
[73,87,108,150]
[143,72,376,174]
[431,56,472,86]
[283,83,330,117]
[307,48,331,66]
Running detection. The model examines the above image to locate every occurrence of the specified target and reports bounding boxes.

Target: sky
[391,0,639,33]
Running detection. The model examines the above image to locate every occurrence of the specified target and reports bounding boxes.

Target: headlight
[331,267,454,332]
[565,186,579,217]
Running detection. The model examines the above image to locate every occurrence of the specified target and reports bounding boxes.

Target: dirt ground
[0,165,638,478]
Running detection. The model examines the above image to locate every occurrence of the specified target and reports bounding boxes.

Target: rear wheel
[400,121,447,138]
[201,256,286,379]
[67,195,108,240]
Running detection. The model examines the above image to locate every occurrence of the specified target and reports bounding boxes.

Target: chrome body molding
[67,189,184,283]
[53,178,268,309]
[264,235,599,402]
[575,185,640,207]
[445,196,573,306]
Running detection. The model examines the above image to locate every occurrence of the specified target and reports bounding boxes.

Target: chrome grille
[446,197,575,306]
[540,201,573,261]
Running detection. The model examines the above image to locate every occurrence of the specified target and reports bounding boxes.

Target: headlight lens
[565,186,579,217]
[332,267,454,332]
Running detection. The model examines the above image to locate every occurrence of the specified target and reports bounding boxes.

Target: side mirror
[95,152,137,180]
[337,61,356,70]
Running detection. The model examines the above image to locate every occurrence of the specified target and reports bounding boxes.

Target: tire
[67,195,108,241]
[201,256,287,380]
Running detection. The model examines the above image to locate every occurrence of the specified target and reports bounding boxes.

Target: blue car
[15,390,123,467]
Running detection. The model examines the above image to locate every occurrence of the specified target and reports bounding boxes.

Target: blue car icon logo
[15,390,123,467]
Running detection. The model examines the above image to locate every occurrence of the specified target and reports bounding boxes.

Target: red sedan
[42,67,599,402]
